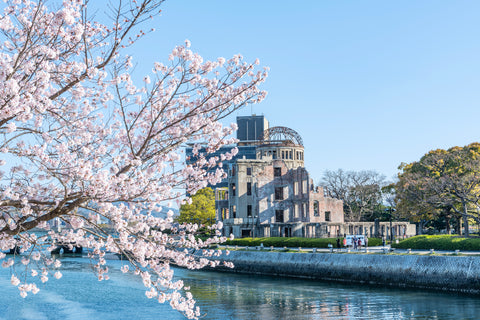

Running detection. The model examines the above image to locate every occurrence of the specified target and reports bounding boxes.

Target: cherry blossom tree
[0,0,267,318]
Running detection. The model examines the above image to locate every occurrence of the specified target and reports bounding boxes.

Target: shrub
[367,237,382,246]
[224,237,382,248]
[391,235,480,251]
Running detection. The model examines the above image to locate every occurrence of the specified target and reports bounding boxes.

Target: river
[0,257,479,319]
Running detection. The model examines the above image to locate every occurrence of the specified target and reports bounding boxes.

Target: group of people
[352,235,367,249]
[336,235,369,251]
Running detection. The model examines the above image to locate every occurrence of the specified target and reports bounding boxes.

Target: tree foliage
[396,143,480,237]
[320,169,386,222]
[0,0,267,317]
[177,188,215,226]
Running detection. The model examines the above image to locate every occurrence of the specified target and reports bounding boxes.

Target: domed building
[187,115,416,239]
[215,120,344,238]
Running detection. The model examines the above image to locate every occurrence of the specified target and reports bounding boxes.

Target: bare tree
[320,169,385,222]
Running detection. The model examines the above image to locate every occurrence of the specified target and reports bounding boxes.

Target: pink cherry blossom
[0,0,265,318]
[10,275,20,286]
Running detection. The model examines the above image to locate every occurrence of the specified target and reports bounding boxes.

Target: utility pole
[389,207,394,243]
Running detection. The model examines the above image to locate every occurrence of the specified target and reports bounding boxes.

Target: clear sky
[130,0,480,183]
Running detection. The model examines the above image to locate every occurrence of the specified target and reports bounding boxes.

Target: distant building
[236,115,269,142]
[185,115,267,189]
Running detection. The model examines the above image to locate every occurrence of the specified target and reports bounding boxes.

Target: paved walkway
[221,245,480,255]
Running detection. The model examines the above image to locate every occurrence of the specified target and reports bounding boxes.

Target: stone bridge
[50,242,83,254]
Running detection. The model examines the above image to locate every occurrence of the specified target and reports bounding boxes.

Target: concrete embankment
[210,251,480,294]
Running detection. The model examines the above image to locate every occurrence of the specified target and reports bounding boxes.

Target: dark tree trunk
[445,215,451,235]
[463,215,469,237]
[463,202,469,237]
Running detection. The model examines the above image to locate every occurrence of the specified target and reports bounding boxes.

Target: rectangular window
[275,210,284,223]
[247,182,252,196]
[289,151,292,159]
[231,183,236,197]
[241,229,252,237]
[247,205,252,217]
[313,201,319,216]
[231,205,236,218]
[221,208,229,219]
[231,166,236,176]
[246,167,252,176]
[325,211,331,222]
[274,187,284,200]
[274,167,282,177]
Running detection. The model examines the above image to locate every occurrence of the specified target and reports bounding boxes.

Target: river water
[0,257,479,320]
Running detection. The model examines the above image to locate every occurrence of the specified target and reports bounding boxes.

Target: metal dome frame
[259,126,303,146]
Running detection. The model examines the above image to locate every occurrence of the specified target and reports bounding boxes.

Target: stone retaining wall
[210,251,480,294]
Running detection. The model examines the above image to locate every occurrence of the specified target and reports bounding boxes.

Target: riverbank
[3,257,480,320]
[208,250,480,294]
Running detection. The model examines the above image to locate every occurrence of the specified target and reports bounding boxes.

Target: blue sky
[130,0,480,183]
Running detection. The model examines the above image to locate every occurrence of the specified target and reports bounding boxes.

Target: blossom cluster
[0,0,266,318]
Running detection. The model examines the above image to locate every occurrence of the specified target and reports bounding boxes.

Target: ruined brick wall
[223,153,345,238]
[255,161,276,225]
[251,161,344,226]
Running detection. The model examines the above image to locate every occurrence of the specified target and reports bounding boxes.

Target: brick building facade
[216,125,345,238]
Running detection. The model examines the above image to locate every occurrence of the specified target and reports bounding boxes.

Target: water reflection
[0,258,478,320]
[179,268,480,320]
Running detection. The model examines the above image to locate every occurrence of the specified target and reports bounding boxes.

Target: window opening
[275,187,284,200]
[275,210,284,223]
[325,211,331,221]
[274,167,281,177]
[314,201,319,216]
